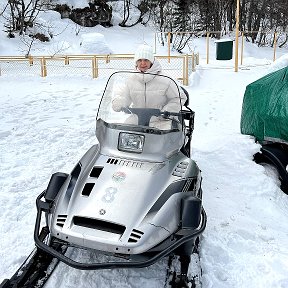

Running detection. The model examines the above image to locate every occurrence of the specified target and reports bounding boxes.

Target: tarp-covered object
[241,66,288,144]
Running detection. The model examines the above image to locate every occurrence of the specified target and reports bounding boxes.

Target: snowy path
[1,65,288,288]
[190,67,288,288]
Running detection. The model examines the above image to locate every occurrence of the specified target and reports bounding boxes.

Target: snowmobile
[1,72,206,288]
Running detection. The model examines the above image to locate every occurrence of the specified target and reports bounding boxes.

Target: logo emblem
[99,209,106,215]
[112,171,126,182]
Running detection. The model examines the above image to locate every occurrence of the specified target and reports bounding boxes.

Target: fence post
[41,57,47,77]
[92,56,98,78]
[196,52,199,65]
[183,54,189,86]
[167,32,171,63]
[29,56,33,66]
[192,52,196,72]
[65,56,69,65]
[191,53,195,72]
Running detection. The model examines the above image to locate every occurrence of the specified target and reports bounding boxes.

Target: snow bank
[80,32,113,54]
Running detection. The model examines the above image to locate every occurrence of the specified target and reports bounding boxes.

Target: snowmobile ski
[164,239,202,288]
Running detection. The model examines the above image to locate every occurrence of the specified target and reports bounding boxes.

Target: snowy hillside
[1,5,288,288]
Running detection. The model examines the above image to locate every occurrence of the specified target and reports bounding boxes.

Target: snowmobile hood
[51,148,191,249]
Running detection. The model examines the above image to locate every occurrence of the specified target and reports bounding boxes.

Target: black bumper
[34,191,207,270]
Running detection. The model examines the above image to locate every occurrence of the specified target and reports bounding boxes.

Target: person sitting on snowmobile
[112,44,187,129]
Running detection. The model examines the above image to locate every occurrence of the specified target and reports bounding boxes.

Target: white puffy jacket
[112,60,187,113]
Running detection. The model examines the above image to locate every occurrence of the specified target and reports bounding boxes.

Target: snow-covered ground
[1,5,288,288]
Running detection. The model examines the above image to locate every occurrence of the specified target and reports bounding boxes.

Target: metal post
[273,32,277,61]
[154,32,157,54]
[206,32,210,64]
[235,0,240,72]
[241,32,244,65]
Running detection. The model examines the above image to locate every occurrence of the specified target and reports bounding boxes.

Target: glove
[112,98,123,112]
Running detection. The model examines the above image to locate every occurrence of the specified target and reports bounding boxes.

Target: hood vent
[107,158,144,169]
[128,229,144,243]
[183,177,197,193]
[56,215,67,227]
[73,216,126,235]
[90,166,103,178]
[172,161,188,177]
[81,182,95,196]
[107,158,119,165]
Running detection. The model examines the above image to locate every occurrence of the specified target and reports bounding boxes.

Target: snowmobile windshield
[96,71,185,134]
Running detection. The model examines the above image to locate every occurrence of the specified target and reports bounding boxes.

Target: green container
[215,39,233,60]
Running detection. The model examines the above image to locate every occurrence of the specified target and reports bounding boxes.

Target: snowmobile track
[164,253,202,288]
[0,227,67,288]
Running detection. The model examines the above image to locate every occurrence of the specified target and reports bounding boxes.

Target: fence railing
[0,53,199,85]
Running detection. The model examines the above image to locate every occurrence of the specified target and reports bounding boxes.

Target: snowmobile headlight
[118,132,144,153]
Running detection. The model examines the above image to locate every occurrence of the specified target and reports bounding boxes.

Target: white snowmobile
[1,72,206,288]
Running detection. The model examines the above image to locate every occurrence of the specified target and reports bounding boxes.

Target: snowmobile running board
[34,191,207,270]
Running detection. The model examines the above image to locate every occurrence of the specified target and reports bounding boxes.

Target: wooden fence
[0,53,199,85]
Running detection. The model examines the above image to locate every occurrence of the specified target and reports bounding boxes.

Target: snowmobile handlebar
[120,107,191,126]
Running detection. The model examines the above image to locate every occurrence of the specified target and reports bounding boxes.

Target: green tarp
[241,66,288,144]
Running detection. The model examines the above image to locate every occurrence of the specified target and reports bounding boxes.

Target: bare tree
[4,0,52,36]
[3,0,288,51]
[19,34,37,57]
[149,0,174,46]
[171,0,194,52]
[119,0,150,27]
